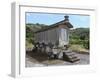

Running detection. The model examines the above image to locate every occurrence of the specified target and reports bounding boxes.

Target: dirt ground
[25,51,89,67]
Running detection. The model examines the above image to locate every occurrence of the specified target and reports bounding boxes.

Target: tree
[69,28,89,49]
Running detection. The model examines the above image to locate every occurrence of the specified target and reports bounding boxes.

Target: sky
[26,12,90,28]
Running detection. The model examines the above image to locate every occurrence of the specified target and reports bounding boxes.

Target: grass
[42,60,65,65]
[69,44,89,53]
[26,41,34,50]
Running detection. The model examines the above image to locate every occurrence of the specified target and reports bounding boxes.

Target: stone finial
[64,15,69,21]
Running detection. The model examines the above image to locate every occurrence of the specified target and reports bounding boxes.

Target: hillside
[69,28,89,53]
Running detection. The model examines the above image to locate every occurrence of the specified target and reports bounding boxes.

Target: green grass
[26,40,34,50]
[69,44,89,53]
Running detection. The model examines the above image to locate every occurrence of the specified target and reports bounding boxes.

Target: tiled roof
[35,16,73,33]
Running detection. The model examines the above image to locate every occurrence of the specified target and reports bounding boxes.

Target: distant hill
[26,23,49,33]
[70,28,89,40]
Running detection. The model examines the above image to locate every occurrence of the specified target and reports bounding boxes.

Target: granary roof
[35,16,73,33]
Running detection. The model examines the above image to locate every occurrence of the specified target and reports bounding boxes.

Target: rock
[47,52,54,59]
[57,52,63,59]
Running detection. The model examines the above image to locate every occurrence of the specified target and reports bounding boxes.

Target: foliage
[26,40,34,50]
[69,28,89,49]
[69,44,89,53]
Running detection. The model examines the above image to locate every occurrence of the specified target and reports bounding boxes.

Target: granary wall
[34,27,59,45]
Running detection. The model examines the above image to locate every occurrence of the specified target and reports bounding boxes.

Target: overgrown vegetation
[69,28,89,49]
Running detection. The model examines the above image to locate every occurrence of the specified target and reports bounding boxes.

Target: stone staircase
[63,51,80,63]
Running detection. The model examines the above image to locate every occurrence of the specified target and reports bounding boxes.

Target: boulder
[57,52,63,59]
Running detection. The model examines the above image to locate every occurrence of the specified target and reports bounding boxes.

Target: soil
[25,51,89,67]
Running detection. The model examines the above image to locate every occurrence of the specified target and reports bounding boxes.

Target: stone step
[63,52,74,55]
[68,56,77,59]
[70,58,80,63]
[63,52,80,63]
[66,54,75,57]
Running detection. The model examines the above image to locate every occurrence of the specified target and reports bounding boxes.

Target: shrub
[69,44,88,53]
[83,40,89,49]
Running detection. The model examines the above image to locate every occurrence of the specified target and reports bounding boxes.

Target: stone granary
[34,16,73,47]
[34,16,80,62]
